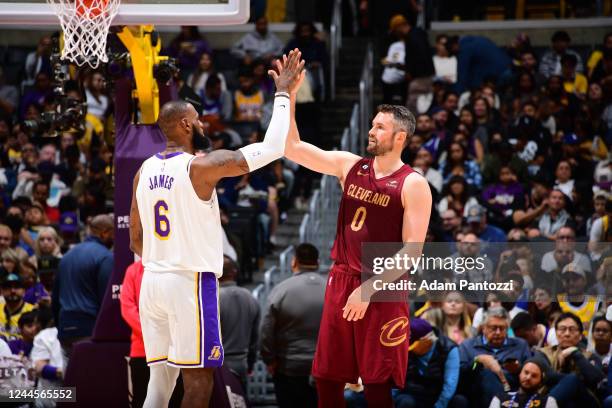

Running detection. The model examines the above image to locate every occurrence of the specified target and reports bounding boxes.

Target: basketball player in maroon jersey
[281,60,432,407]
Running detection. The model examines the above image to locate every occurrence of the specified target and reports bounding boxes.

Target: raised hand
[268,48,305,94]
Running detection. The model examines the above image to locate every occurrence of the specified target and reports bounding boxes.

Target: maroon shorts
[312,264,410,387]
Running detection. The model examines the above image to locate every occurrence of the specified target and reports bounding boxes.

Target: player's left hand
[342,286,370,321]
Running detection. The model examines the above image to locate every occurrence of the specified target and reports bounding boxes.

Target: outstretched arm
[190,50,304,195]
[284,75,360,183]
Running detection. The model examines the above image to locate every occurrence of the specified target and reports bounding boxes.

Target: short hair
[555,312,583,333]
[552,30,570,43]
[561,53,578,66]
[158,100,193,135]
[18,310,38,328]
[205,75,221,90]
[377,104,416,136]
[511,312,536,332]
[483,306,509,325]
[295,243,319,268]
[592,315,612,332]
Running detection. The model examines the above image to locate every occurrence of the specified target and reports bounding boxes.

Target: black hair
[295,243,319,268]
[552,30,571,43]
[511,312,537,332]
[555,312,583,334]
[18,310,38,328]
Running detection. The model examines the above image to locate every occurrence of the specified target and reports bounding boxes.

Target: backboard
[0,0,249,25]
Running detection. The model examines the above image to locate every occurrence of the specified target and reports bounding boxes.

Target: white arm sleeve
[239,95,290,171]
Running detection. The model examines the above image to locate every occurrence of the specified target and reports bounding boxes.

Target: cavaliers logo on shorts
[379,316,409,347]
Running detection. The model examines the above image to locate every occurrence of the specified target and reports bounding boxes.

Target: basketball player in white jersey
[129,50,304,408]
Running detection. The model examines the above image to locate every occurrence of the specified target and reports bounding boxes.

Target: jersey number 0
[154,200,170,239]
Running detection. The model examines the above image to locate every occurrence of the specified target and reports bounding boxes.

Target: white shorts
[139,270,223,368]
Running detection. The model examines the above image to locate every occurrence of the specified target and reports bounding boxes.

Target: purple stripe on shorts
[155,151,183,160]
[200,272,223,367]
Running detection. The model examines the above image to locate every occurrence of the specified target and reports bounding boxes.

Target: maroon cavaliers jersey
[330,157,415,274]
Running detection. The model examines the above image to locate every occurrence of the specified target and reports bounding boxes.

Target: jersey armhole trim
[187,156,215,206]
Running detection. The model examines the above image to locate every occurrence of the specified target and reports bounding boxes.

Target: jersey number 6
[154,200,170,239]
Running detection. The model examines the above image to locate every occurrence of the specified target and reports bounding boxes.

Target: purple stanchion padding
[59,340,129,408]
[63,77,175,406]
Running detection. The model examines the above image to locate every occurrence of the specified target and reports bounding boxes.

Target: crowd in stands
[0,2,611,407]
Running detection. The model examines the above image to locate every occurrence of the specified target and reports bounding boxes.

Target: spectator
[438,176,479,218]
[588,196,611,258]
[33,226,62,261]
[433,34,457,85]
[538,189,572,240]
[591,48,612,85]
[459,306,532,407]
[451,233,494,285]
[233,66,265,123]
[0,67,18,117]
[8,310,39,356]
[465,204,506,244]
[556,263,602,336]
[403,17,435,113]
[561,54,587,99]
[84,71,109,122]
[31,307,64,390]
[252,59,275,100]
[536,312,605,406]
[455,36,512,93]
[19,72,52,120]
[0,273,36,340]
[528,284,562,332]
[284,22,327,102]
[165,26,212,77]
[380,15,409,104]
[219,256,260,386]
[413,147,443,194]
[539,31,584,79]
[541,226,591,275]
[2,248,22,275]
[587,32,612,80]
[32,180,60,224]
[441,209,462,242]
[20,260,48,306]
[511,174,551,228]
[52,214,113,356]
[517,50,547,89]
[231,16,283,65]
[511,312,546,349]
[441,142,482,189]
[482,166,525,230]
[23,35,52,89]
[187,52,228,96]
[590,315,612,370]
[488,358,558,408]
[201,76,233,121]
[393,318,466,408]
[423,291,474,345]
[260,243,325,408]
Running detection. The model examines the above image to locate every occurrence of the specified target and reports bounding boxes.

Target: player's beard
[192,126,211,153]
[366,136,394,156]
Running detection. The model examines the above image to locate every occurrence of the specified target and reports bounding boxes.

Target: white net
[47,0,120,68]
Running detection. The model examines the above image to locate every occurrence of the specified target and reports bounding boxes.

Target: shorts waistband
[331,263,362,276]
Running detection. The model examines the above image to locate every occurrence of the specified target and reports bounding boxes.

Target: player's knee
[181,368,214,392]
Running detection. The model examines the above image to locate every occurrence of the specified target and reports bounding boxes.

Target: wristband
[274,91,290,99]
[41,364,59,380]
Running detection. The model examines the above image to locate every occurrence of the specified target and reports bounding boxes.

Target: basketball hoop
[47,0,120,68]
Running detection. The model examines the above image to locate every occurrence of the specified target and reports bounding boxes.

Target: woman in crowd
[437,175,479,218]
[441,142,482,189]
[187,52,227,97]
[423,291,474,344]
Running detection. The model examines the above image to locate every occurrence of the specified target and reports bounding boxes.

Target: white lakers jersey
[136,151,223,277]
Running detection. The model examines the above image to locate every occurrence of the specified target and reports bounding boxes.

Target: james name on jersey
[148,174,175,191]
